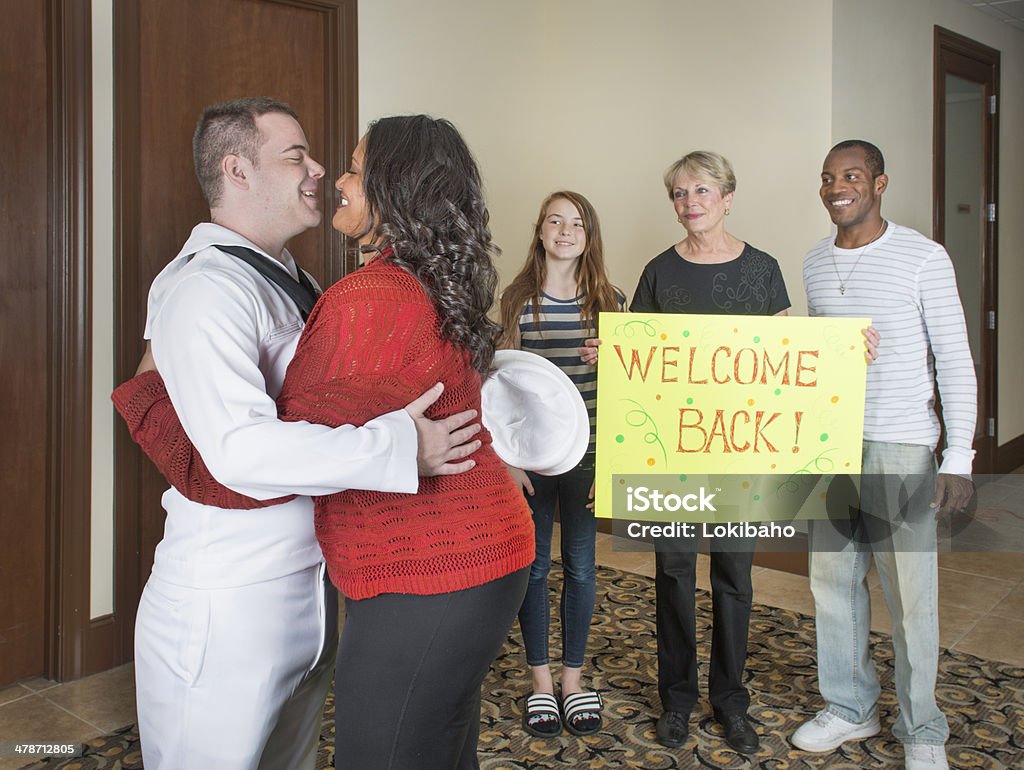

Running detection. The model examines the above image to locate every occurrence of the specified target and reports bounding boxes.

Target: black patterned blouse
[630,243,790,316]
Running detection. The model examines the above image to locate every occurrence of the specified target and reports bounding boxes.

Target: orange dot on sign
[850,344,856,350]
[646,457,656,466]
[742,481,750,489]
[782,338,790,345]
[660,333,668,340]
[656,394,662,400]
[770,463,777,469]
[619,478,626,485]
[792,446,800,453]
[747,399,755,406]
[831,396,840,403]
[845,462,851,468]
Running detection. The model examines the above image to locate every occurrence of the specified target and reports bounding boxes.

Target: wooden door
[113,0,357,655]
[1,0,93,686]
[0,0,51,688]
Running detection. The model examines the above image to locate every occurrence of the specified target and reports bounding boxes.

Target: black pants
[333,567,529,770]
[654,539,756,717]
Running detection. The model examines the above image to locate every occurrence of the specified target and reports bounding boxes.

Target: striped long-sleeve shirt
[518,290,625,456]
[803,222,977,475]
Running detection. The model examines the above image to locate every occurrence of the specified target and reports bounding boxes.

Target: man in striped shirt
[791,140,976,770]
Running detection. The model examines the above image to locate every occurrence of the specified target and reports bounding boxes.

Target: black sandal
[522,692,562,737]
[562,691,603,737]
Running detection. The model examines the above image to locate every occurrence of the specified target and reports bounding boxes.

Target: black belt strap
[217,245,321,322]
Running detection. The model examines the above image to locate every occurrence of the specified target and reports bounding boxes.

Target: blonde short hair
[663,150,736,199]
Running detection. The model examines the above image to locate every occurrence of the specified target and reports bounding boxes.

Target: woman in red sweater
[301,115,533,768]
[118,116,535,769]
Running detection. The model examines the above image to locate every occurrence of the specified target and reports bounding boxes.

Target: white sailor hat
[481,349,590,476]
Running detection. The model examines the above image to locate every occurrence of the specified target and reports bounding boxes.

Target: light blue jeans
[808,441,947,746]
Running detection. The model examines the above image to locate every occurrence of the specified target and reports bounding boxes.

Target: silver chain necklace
[831,219,887,295]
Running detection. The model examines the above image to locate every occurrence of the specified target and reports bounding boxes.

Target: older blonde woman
[631,151,790,754]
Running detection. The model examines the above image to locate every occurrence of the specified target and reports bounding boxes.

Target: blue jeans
[808,441,947,746]
[517,457,597,668]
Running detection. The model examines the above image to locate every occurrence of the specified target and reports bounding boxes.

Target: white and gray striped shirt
[803,222,977,475]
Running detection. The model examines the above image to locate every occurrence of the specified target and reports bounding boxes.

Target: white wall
[359,0,833,310]
[91,0,115,618]
[832,0,1024,444]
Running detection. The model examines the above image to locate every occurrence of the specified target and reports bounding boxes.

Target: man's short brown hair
[192,97,299,207]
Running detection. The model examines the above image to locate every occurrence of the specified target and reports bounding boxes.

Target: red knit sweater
[113,254,534,600]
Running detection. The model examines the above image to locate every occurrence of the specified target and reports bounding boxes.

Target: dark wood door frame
[933,26,1000,475]
[46,0,119,681]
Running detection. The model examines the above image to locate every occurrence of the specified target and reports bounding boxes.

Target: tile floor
[1,470,1021,769]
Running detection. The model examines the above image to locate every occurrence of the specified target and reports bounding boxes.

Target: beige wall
[85,0,1022,616]
[359,0,833,309]
[832,0,1024,443]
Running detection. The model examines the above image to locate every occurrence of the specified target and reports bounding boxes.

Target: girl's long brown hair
[497,191,620,349]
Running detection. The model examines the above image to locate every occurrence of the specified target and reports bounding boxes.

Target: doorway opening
[933,26,1000,474]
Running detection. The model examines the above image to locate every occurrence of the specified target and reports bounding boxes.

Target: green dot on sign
[753,336,760,343]
[774,388,781,395]
[753,495,760,501]
[678,474,687,482]
[615,434,625,444]
[686,398,693,404]
[683,330,690,337]
[819,433,829,442]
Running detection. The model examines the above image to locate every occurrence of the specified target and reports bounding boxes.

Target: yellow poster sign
[595,313,869,519]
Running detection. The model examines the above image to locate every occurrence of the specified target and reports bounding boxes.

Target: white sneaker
[791,709,881,752]
[904,744,949,769]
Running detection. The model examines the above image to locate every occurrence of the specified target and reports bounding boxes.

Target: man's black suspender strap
[217,245,321,322]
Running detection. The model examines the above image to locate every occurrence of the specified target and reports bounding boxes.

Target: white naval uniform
[135,223,418,770]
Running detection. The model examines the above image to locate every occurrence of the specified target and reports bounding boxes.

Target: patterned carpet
[22,564,1023,769]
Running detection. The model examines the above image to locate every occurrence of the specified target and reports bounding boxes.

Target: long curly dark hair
[358,115,500,373]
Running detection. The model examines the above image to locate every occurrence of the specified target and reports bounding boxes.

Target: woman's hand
[504,463,534,496]
[578,338,601,366]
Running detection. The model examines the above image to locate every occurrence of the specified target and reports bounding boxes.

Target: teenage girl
[498,190,625,738]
